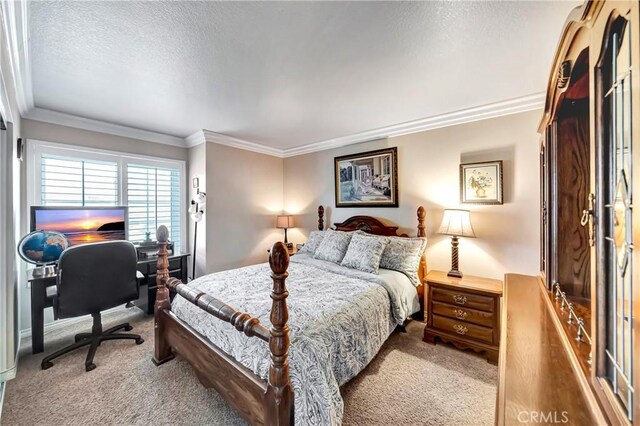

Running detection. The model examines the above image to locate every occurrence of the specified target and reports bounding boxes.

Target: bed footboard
[152,225,294,426]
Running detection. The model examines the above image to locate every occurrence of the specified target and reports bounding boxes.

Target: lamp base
[448,235,463,279]
[447,269,463,279]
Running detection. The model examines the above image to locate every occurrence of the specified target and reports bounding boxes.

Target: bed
[152,206,427,425]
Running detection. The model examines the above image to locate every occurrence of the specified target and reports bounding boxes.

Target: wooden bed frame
[152,205,427,426]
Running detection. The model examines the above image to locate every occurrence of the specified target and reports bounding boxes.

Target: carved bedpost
[417,206,426,237]
[416,206,427,318]
[265,242,294,426]
[152,225,175,366]
[318,205,324,231]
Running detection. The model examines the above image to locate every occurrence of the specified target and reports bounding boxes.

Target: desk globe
[18,230,69,276]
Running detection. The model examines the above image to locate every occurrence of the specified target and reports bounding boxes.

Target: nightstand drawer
[432,314,493,344]
[432,287,494,312]
[431,301,494,327]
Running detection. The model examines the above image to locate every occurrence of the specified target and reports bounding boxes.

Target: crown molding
[185,129,206,147]
[20,93,544,156]
[24,107,186,147]
[282,93,545,158]
[203,129,283,157]
[1,0,33,115]
[185,92,544,158]
[186,128,284,157]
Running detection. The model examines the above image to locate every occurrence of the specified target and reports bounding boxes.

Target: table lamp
[437,209,476,278]
[276,215,294,249]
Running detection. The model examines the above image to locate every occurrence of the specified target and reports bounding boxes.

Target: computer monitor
[30,206,128,246]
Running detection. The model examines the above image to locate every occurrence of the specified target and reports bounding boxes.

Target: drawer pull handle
[453,324,468,335]
[453,309,468,320]
[453,294,467,305]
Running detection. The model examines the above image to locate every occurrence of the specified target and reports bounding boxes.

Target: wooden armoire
[538,0,639,423]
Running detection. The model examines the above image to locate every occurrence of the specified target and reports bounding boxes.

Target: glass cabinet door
[597,14,635,422]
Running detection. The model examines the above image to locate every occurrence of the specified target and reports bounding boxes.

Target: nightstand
[423,270,502,364]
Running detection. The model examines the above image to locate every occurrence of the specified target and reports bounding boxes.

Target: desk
[28,253,189,354]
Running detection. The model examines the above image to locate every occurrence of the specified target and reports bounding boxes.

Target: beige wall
[188,143,206,278]
[284,110,541,280]
[204,143,284,273]
[21,118,188,161]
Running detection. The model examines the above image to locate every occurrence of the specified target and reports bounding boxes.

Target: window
[41,154,118,206]
[29,141,185,252]
[127,164,181,250]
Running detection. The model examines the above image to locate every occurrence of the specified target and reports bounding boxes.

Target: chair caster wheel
[41,361,53,370]
[124,325,133,331]
[85,363,96,372]
[135,338,144,345]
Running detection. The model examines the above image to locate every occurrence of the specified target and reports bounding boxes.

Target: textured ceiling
[29,1,580,149]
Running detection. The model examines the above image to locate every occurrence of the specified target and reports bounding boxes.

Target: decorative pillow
[379,236,427,286]
[298,230,325,256]
[340,233,389,274]
[313,230,354,264]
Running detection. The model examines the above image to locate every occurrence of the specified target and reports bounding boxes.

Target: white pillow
[298,230,325,256]
[379,236,427,286]
[340,233,389,274]
[313,230,353,264]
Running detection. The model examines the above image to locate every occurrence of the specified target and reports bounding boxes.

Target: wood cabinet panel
[496,274,604,425]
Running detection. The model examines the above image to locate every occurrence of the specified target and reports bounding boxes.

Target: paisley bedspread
[171,253,419,425]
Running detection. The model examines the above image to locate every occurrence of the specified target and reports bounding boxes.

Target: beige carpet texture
[3,308,497,425]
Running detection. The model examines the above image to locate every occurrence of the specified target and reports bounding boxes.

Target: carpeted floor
[3,308,497,425]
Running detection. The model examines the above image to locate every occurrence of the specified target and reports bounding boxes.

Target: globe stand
[32,264,56,277]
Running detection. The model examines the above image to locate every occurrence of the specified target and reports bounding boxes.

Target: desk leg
[31,284,46,354]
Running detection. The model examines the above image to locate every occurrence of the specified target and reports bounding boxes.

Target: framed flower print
[460,160,503,205]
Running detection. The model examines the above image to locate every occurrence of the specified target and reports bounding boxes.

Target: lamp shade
[276,215,294,229]
[196,192,207,207]
[437,209,476,238]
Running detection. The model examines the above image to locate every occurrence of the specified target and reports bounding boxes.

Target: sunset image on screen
[35,209,126,246]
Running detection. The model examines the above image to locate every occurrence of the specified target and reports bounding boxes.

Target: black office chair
[41,241,144,372]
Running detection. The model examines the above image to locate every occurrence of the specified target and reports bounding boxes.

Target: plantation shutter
[41,154,118,206]
[127,164,181,250]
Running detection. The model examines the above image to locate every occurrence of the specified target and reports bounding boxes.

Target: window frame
[26,139,187,252]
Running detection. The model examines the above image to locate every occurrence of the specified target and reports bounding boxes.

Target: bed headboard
[317,206,427,316]
[333,215,406,236]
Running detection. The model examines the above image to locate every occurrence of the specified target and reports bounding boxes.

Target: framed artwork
[460,160,503,205]
[334,147,398,207]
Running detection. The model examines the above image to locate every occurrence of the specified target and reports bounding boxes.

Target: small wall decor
[334,147,398,207]
[17,138,24,161]
[460,160,503,204]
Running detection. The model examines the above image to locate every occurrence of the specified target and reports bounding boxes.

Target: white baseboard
[19,305,130,343]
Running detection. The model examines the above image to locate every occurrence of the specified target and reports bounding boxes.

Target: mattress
[172,253,419,425]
